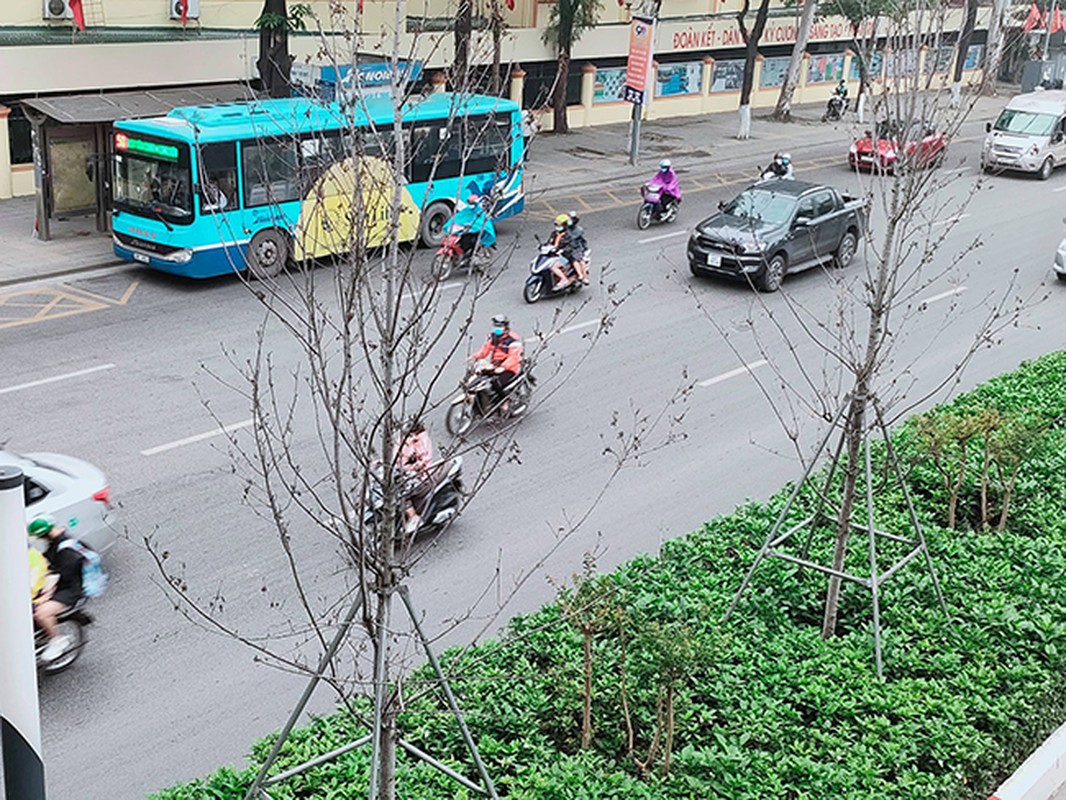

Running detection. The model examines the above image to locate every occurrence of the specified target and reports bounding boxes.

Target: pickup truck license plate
[133,252,150,264]
[706,251,722,267]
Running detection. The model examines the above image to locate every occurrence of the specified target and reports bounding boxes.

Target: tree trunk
[257,0,292,99]
[821,391,868,638]
[454,0,473,91]
[581,631,593,748]
[554,49,571,133]
[491,2,503,96]
[950,0,979,106]
[737,0,771,138]
[980,0,1011,95]
[773,0,818,121]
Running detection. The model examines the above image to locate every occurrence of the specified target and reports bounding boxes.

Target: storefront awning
[21,83,258,124]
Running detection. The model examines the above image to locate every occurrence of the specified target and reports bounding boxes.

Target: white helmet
[659,158,671,170]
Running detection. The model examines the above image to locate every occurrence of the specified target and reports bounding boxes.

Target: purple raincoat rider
[647,158,681,213]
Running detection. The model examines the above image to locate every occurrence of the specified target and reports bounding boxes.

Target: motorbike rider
[28,516,83,662]
[471,314,523,411]
[647,158,682,216]
[763,152,794,180]
[565,211,590,286]
[826,79,848,119]
[445,192,497,263]
[547,213,575,289]
[398,417,435,535]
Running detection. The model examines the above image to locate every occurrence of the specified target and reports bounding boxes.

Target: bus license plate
[706,251,722,267]
[133,252,149,263]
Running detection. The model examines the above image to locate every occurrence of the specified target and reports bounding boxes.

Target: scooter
[637,184,680,230]
[523,244,589,304]
[432,228,493,281]
[445,359,535,436]
[822,94,846,122]
[364,458,465,541]
[35,601,92,675]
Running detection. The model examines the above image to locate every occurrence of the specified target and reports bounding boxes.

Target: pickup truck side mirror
[794,216,811,227]
[717,200,726,210]
[985,122,992,133]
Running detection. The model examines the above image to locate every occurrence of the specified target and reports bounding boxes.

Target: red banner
[624,15,655,105]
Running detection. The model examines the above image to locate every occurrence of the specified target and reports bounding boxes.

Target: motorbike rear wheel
[445,400,474,436]
[664,204,679,223]
[523,277,544,304]
[637,205,653,230]
[38,617,86,675]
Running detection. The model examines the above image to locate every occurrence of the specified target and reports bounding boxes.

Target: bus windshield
[112,134,193,224]
[994,109,1058,136]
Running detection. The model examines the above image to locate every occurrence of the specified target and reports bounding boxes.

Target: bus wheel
[246,229,290,279]
[420,202,453,248]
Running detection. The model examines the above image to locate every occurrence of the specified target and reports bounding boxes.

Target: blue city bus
[110,92,525,278]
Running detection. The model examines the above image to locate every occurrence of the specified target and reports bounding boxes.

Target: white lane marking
[1053,185,1066,193]
[401,279,463,303]
[559,319,600,335]
[930,213,971,228]
[638,230,689,245]
[920,286,967,306]
[0,364,116,396]
[698,359,769,388]
[142,418,254,456]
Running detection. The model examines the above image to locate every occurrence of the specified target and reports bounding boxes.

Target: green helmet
[27,516,56,537]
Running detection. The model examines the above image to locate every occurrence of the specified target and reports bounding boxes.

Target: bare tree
[773,0,820,121]
[736,0,773,139]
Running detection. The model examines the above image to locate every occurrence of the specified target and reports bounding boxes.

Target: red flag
[178,0,188,25]
[506,0,515,9]
[1024,2,1042,31]
[69,0,86,30]
[1053,6,1062,32]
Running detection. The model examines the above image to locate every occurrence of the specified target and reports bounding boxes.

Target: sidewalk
[0,93,1008,288]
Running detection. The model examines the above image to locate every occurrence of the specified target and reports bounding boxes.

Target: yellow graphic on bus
[293,156,420,261]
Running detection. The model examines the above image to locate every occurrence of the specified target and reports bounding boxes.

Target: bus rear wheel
[246,229,290,279]
[420,201,453,248]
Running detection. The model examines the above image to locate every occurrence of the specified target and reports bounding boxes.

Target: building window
[7,103,33,165]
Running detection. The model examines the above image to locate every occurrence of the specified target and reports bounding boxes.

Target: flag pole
[1044,0,1057,61]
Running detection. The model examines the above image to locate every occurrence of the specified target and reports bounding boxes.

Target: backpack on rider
[57,539,109,598]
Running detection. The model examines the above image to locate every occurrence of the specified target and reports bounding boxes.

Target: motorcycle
[363,458,465,541]
[35,601,92,675]
[432,228,494,281]
[523,244,589,304]
[637,183,680,230]
[445,359,535,436]
[822,94,846,122]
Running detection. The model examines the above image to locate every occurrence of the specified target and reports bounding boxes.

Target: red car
[849,120,949,171]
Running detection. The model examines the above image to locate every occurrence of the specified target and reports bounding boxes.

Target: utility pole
[0,466,47,800]
[624,12,656,165]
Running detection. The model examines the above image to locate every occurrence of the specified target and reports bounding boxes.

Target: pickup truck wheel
[758,254,786,293]
[1039,157,1054,181]
[834,231,857,269]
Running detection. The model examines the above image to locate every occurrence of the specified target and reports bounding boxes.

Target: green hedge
[153,351,1066,800]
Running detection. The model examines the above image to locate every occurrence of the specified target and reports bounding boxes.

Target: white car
[1,450,117,555]
[1055,237,1066,282]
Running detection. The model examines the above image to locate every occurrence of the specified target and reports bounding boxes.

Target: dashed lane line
[698,359,769,388]
[142,418,255,457]
[0,364,116,396]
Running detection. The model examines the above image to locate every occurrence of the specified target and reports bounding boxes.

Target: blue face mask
[661,166,669,172]
[492,327,504,337]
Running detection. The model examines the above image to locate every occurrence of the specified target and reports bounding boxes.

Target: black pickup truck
[687,180,868,292]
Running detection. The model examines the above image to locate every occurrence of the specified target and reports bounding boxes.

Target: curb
[988,722,1066,800]
[0,260,126,290]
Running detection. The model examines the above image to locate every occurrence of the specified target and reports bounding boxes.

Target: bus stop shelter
[22,83,255,240]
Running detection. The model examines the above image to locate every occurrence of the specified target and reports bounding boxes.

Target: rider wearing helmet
[446,192,497,264]
[647,158,682,215]
[472,314,523,408]
[548,213,575,289]
[28,516,83,662]
[566,211,590,286]
[766,152,794,179]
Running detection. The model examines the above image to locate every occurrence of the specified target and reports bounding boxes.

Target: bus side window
[198,142,237,212]
[299,131,343,194]
[464,116,511,176]
[242,139,301,207]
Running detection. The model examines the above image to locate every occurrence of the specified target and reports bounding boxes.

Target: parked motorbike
[432,229,493,281]
[523,244,589,304]
[445,359,535,436]
[364,458,465,541]
[822,95,846,122]
[35,602,92,675]
[637,184,680,230]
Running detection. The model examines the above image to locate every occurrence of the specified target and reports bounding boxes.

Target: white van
[981,90,1066,179]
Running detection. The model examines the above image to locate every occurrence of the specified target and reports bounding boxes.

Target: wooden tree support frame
[723,394,951,678]
[244,585,500,800]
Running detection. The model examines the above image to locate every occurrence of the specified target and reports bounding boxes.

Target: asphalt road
[4,132,1064,799]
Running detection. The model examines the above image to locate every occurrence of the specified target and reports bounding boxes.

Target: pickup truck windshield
[994,109,1058,136]
[722,189,796,226]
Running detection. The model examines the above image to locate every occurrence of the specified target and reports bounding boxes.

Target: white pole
[0,466,47,800]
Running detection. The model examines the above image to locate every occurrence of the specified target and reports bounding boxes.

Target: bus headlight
[164,249,194,264]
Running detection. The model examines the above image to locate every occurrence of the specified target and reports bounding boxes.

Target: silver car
[1,450,117,555]
[1055,237,1066,282]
